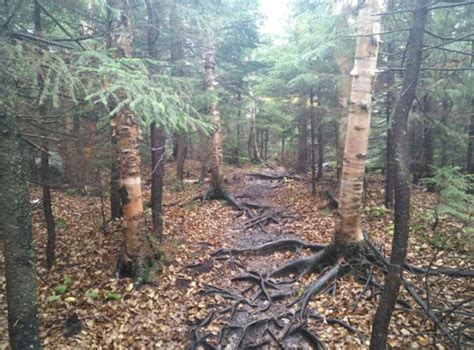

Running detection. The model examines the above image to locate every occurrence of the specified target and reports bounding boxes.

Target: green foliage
[85,290,100,300]
[47,295,61,303]
[75,51,209,133]
[423,167,473,225]
[172,180,185,192]
[56,218,67,229]
[364,205,389,219]
[104,292,121,301]
[54,276,73,294]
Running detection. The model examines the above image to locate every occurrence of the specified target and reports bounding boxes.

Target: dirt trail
[191,169,320,349]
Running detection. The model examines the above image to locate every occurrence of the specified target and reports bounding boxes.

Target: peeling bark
[107,0,151,282]
[335,0,381,244]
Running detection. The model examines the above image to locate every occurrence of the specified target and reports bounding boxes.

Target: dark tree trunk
[281,132,286,164]
[175,134,186,183]
[316,107,324,180]
[259,129,264,159]
[384,23,396,208]
[169,2,186,183]
[295,110,308,173]
[41,143,56,270]
[422,94,434,182]
[0,113,41,350]
[146,0,165,239]
[468,98,474,174]
[150,123,165,240]
[370,1,429,349]
[310,90,317,196]
[439,95,450,167]
[35,1,56,270]
[263,129,268,162]
[236,93,241,167]
[467,41,474,173]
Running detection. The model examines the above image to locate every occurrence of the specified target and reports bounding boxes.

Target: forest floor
[0,161,471,349]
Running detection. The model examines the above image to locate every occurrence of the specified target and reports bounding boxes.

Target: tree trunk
[110,129,123,219]
[35,1,56,270]
[150,122,165,240]
[281,132,286,164]
[439,94,450,167]
[335,0,381,245]
[175,134,186,183]
[263,129,268,162]
[41,143,56,270]
[145,0,165,240]
[383,9,396,208]
[335,57,352,182]
[0,113,41,350]
[81,115,97,187]
[199,132,210,183]
[295,109,308,174]
[236,93,241,167]
[169,1,186,183]
[370,1,429,348]
[310,90,317,196]
[107,0,151,282]
[422,94,434,181]
[316,106,325,180]
[468,98,474,174]
[249,101,262,163]
[204,42,225,197]
[468,42,474,173]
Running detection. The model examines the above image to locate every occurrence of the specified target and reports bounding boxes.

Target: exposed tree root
[245,171,303,181]
[193,235,471,349]
[189,176,470,348]
[212,239,325,257]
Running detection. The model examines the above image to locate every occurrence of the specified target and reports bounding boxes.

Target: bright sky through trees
[259,0,289,35]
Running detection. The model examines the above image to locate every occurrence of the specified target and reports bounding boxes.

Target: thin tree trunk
[175,134,186,183]
[35,0,56,270]
[236,93,241,167]
[383,9,396,208]
[0,112,41,350]
[335,0,381,245]
[295,109,308,174]
[41,143,56,270]
[439,94,450,167]
[422,94,434,181]
[204,42,225,197]
[281,132,286,164]
[310,89,317,196]
[145,0,165,240]
[370,1,429,348]
[316,106,325,180]
[264,129,269,161]
[468,42,474,174]
[81,115,97,187]
[468,99,474,173]
[150,122,165,240]
[249,101,262,163]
